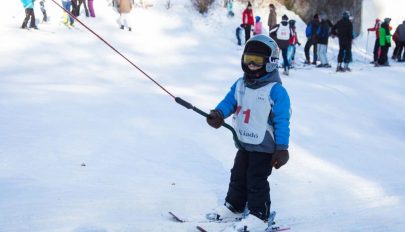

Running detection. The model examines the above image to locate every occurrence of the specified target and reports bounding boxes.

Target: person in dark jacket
[332,11,353,72]
[395,21,405,62]
[304,14,320,64]
[316,13,333,68]
[377,18,392,66]
[270,14,292,75]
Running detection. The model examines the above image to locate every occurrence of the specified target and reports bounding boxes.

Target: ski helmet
[241,35,279,78]
[289,19,296,27]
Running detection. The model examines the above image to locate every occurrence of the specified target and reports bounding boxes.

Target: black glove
[272,150,289,169]
[206,110,224,129]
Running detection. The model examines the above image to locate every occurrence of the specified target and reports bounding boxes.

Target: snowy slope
[1,1,405,232]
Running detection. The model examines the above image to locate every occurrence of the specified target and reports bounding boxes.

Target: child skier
[270,14,292,75]
[206,34,291,232]
[288,19,300,68]
[253,16,263,35]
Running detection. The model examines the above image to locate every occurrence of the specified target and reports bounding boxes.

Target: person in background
[20,0,38,29]
[62,0,75,26]
[78,0,90,17]
[395,20,405,62]
[392,28,400,60]
[39,0,48,22]
[242,2,254,43]
[270,14,292,75]
[267,4,277,32]
[227,0,234,17]
[332,11,353,72]
[116,0,133,31]
[377,18,392,66]
[367,18,381,64]
[254,16,263,35]
[316,12,333,68]
[236,24,245,46]
[304,14,320,64]
[88,0,95,17]
[288,19,300,67]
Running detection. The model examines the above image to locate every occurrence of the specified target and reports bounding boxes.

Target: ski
[169,211,187,223]
[267,226,291,232]
[168,211,240,224]
[195,225,290,232]
[196,226,208,232]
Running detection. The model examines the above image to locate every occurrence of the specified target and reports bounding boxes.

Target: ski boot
[206,203,243,222]
[343,63,351,72]
[227,214,268,232]
[336,63,344,72]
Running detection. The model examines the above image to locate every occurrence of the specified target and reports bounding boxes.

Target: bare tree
[192,0,215,14]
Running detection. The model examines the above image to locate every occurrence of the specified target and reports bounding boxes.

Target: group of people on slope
[368,18,405,66]
[286,10,354,72]
[19,0,96,29]
[237,3,278,44]
[18,0,137,32]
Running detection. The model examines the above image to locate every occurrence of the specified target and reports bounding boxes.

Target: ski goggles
[243,54,267,67]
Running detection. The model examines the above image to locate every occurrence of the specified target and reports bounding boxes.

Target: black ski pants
[397,41,405,61]
[225,149,273,220]
[281,47,289,71]
[337,40,352,63]
[304,38,317,62]
[373,38,380,62]
[244,25,252,44]
[21,8,36,28]
[378,45,390,65]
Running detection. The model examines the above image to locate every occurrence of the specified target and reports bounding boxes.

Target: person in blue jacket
[205,35,291,232]
[20,0,38,29]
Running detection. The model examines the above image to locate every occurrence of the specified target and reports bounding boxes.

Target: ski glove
[206,110,224,129]
[272,150,289,169]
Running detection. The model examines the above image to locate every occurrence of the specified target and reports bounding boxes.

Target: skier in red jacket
[242,2,254,43]
[367,18,381,64]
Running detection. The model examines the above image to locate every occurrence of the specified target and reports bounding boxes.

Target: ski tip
[196,226,208,232]
[168,211,186,223]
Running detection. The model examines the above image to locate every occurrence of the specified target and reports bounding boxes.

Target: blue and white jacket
[21,0,34,9]
[215,71,291,153]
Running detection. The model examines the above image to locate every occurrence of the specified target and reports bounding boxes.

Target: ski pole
[49,0,242,148]
[365,31,369,63]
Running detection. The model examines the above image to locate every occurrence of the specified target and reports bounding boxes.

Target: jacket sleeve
[215,81,238,118]
[270,84,291,150]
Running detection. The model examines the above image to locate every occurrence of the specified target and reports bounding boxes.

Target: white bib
[233,79,276,145]
[276,24,290,40]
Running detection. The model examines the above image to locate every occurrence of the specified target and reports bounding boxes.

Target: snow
[1,0,405,231]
